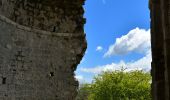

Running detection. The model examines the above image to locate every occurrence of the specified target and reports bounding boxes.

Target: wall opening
[2,77,6,84]
[76,0,152,99]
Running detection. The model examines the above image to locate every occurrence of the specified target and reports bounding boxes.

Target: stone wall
[150,0,170,100]
[0,0,86,100]
[0,0,85,33]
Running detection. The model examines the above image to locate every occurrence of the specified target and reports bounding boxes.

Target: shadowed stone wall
[150,0,170,99]
[0,0,86,100]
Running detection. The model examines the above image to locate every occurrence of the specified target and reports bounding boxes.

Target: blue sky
[75,0,151,83]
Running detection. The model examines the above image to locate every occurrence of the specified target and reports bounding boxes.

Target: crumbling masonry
[0,0,86,100]
[3,0,170,100]
[150,0,170,100]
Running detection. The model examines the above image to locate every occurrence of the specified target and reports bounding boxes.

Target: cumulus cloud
[80,49,151,74]
[104,27,151,57]
[96,46,103,52]
[75,75,84,82]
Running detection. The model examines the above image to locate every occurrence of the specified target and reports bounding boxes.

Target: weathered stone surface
[0,0,86,100]
[150,0,170,99]
[0,0,86,33]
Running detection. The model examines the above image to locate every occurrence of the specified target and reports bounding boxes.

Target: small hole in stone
[50,72,54,77]
[53,26,56,32]
[2,77,6,84]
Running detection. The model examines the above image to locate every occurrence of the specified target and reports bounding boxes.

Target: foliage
[77,70,151,100]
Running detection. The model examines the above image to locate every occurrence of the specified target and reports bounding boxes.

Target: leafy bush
[77,70,151,100]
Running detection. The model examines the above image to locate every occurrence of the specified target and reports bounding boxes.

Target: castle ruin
[0,0,86,100]
[0,0,170,100]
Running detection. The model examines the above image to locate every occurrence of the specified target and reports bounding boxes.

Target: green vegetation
[76,70,151,100]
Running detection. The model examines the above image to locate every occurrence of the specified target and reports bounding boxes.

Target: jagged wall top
[0,0,86,33]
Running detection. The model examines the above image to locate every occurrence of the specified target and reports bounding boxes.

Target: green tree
[78,70,151,100]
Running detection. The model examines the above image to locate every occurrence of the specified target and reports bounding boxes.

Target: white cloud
[75,75,84,82]
[96,46,103,52]
[80,49,151,74]
[104,27,151,57]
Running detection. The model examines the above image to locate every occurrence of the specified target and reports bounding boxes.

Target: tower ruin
[0,0,86,100]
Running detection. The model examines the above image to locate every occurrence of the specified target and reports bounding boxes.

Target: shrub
[77,70,151,100]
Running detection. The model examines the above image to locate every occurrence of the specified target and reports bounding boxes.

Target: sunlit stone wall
[0,0,86,100]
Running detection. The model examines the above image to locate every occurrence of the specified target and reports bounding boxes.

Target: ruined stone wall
[150,0,170,100]
[0,0,85,33]
[0,0,86,100]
